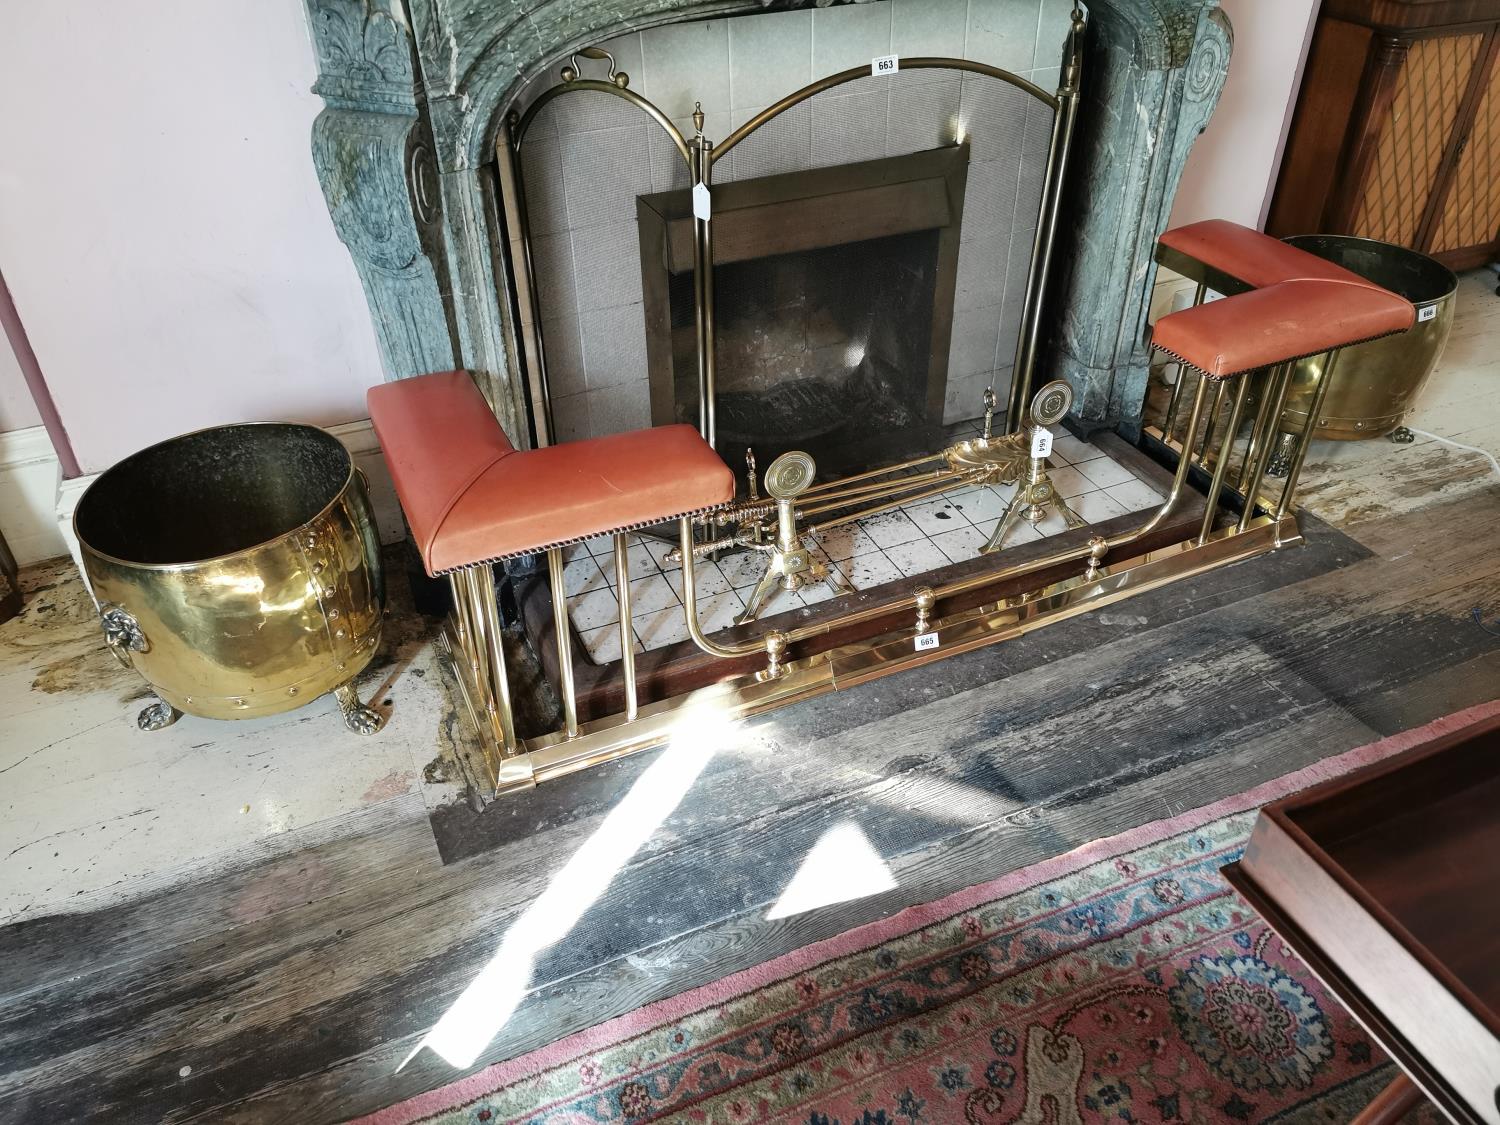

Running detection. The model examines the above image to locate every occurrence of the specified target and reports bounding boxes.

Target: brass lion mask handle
[99,604,149,667]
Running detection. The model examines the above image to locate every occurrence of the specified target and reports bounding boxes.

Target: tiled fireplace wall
[513,0,1076,445]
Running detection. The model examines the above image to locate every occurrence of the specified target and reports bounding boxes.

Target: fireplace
[297,0,1242,799]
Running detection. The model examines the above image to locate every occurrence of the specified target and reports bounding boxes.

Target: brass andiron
[734,451,855,624]
[667,385,1037,624]
[983,380,1086,552]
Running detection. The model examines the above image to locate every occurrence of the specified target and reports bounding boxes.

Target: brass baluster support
[472,566,519,755]
[1275,350,1341,519]
[1237,362,1295,532]
[1160,282,1207,442]
[547,547,579,738]
[1196,378,1227,466]
[1198,374,1250,545]
[614,534,638,722]
[1236,363,1283,491]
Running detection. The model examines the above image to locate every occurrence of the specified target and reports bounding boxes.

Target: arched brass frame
[499,12,1088,447]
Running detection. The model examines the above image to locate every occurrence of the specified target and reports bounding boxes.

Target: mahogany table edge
[1223,861,1484,1125]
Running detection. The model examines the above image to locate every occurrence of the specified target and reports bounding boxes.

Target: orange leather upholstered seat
[1158,219,1386,292]
[1152,279,1413,379]
[368,370,736,575]
[1151,220,1413,378]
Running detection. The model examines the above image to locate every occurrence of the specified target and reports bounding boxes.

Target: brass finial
[692,101,705,136]
[746,447,759,501]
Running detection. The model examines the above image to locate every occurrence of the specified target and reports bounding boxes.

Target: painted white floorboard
[0,558,460,924]
[1297,270,1500,529]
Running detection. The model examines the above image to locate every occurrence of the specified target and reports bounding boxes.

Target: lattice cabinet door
[1349,32,1487,247]
[1269,3,1500,270]
[1428,43,1500,256]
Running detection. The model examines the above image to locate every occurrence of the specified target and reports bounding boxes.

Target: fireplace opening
[639,145,968,479]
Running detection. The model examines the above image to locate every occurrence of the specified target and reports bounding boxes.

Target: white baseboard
[0,426,65,566]
[52,419,401,596]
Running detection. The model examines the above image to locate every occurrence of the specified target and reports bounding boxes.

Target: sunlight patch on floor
[765,820,897,921]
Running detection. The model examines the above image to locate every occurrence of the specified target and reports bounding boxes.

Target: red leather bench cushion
[368,370,736,575]
[1158,219,1383,293]
[1152,279,1413,379]
[1152,219,1414,378]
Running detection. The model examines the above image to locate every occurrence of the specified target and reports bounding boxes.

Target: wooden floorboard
[1,490,1498,1123]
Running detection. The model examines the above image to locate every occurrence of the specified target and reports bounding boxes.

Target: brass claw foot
[334,681,384,735]
[137,698,181,731]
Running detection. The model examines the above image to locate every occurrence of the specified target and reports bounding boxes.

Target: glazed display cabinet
[1268,0,1500,269]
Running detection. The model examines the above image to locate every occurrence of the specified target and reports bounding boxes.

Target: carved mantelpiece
[304,0,459,384]
[302,0,1231,445]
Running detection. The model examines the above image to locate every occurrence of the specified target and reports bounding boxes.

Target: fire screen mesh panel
[514,88,688,443]
[509,58,1057,482]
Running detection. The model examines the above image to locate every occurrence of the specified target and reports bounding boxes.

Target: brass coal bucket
[74,423,386,733]
[1278,235,1457,443]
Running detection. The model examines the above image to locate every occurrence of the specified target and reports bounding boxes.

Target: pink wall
[1169,0,1321,230]
[0,2,383,475]
[0,333,41,434]
[0,0,1315,469]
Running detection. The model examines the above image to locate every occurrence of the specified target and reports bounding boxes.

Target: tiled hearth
[564,419,1164,662]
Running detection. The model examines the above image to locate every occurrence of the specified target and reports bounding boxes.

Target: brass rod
[1160,364,1187,443]
[690,138,718,448]
[1111,375,1212,545]
[459,569,506,753]
[1198,375,1249,545]
[474,565,520,755]
[679,381,1213,662]
[681,517,755,658]
[1160,283,1206,439]
[809,478,968,533]
[1195,378,1226,466]
[1237,363,1295,532]
[1006,68,1077,433]
[712,59,1058,163]
[1235,364,1280,490]
[1275,350,1340,519]
[797,469,959,518]
[448,573,470,651]
[455,570,488,687]
[513,79,691,164]
[547,547,579,737]
[800,453,948,496]
[497,116,555,447]
[614,534,638,721]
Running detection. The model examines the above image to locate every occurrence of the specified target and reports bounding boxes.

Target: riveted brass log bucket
[74,423,386,733]
[1279,235,1458,441]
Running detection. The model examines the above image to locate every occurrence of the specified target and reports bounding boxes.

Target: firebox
[636,145,968,478]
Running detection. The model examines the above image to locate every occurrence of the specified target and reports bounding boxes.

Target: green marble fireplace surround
[301,0,1230,443]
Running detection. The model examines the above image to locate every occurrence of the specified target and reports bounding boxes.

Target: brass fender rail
[462,514,1296,796]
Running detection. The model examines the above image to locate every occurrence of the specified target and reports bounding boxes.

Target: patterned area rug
[363,706,1500,1125]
